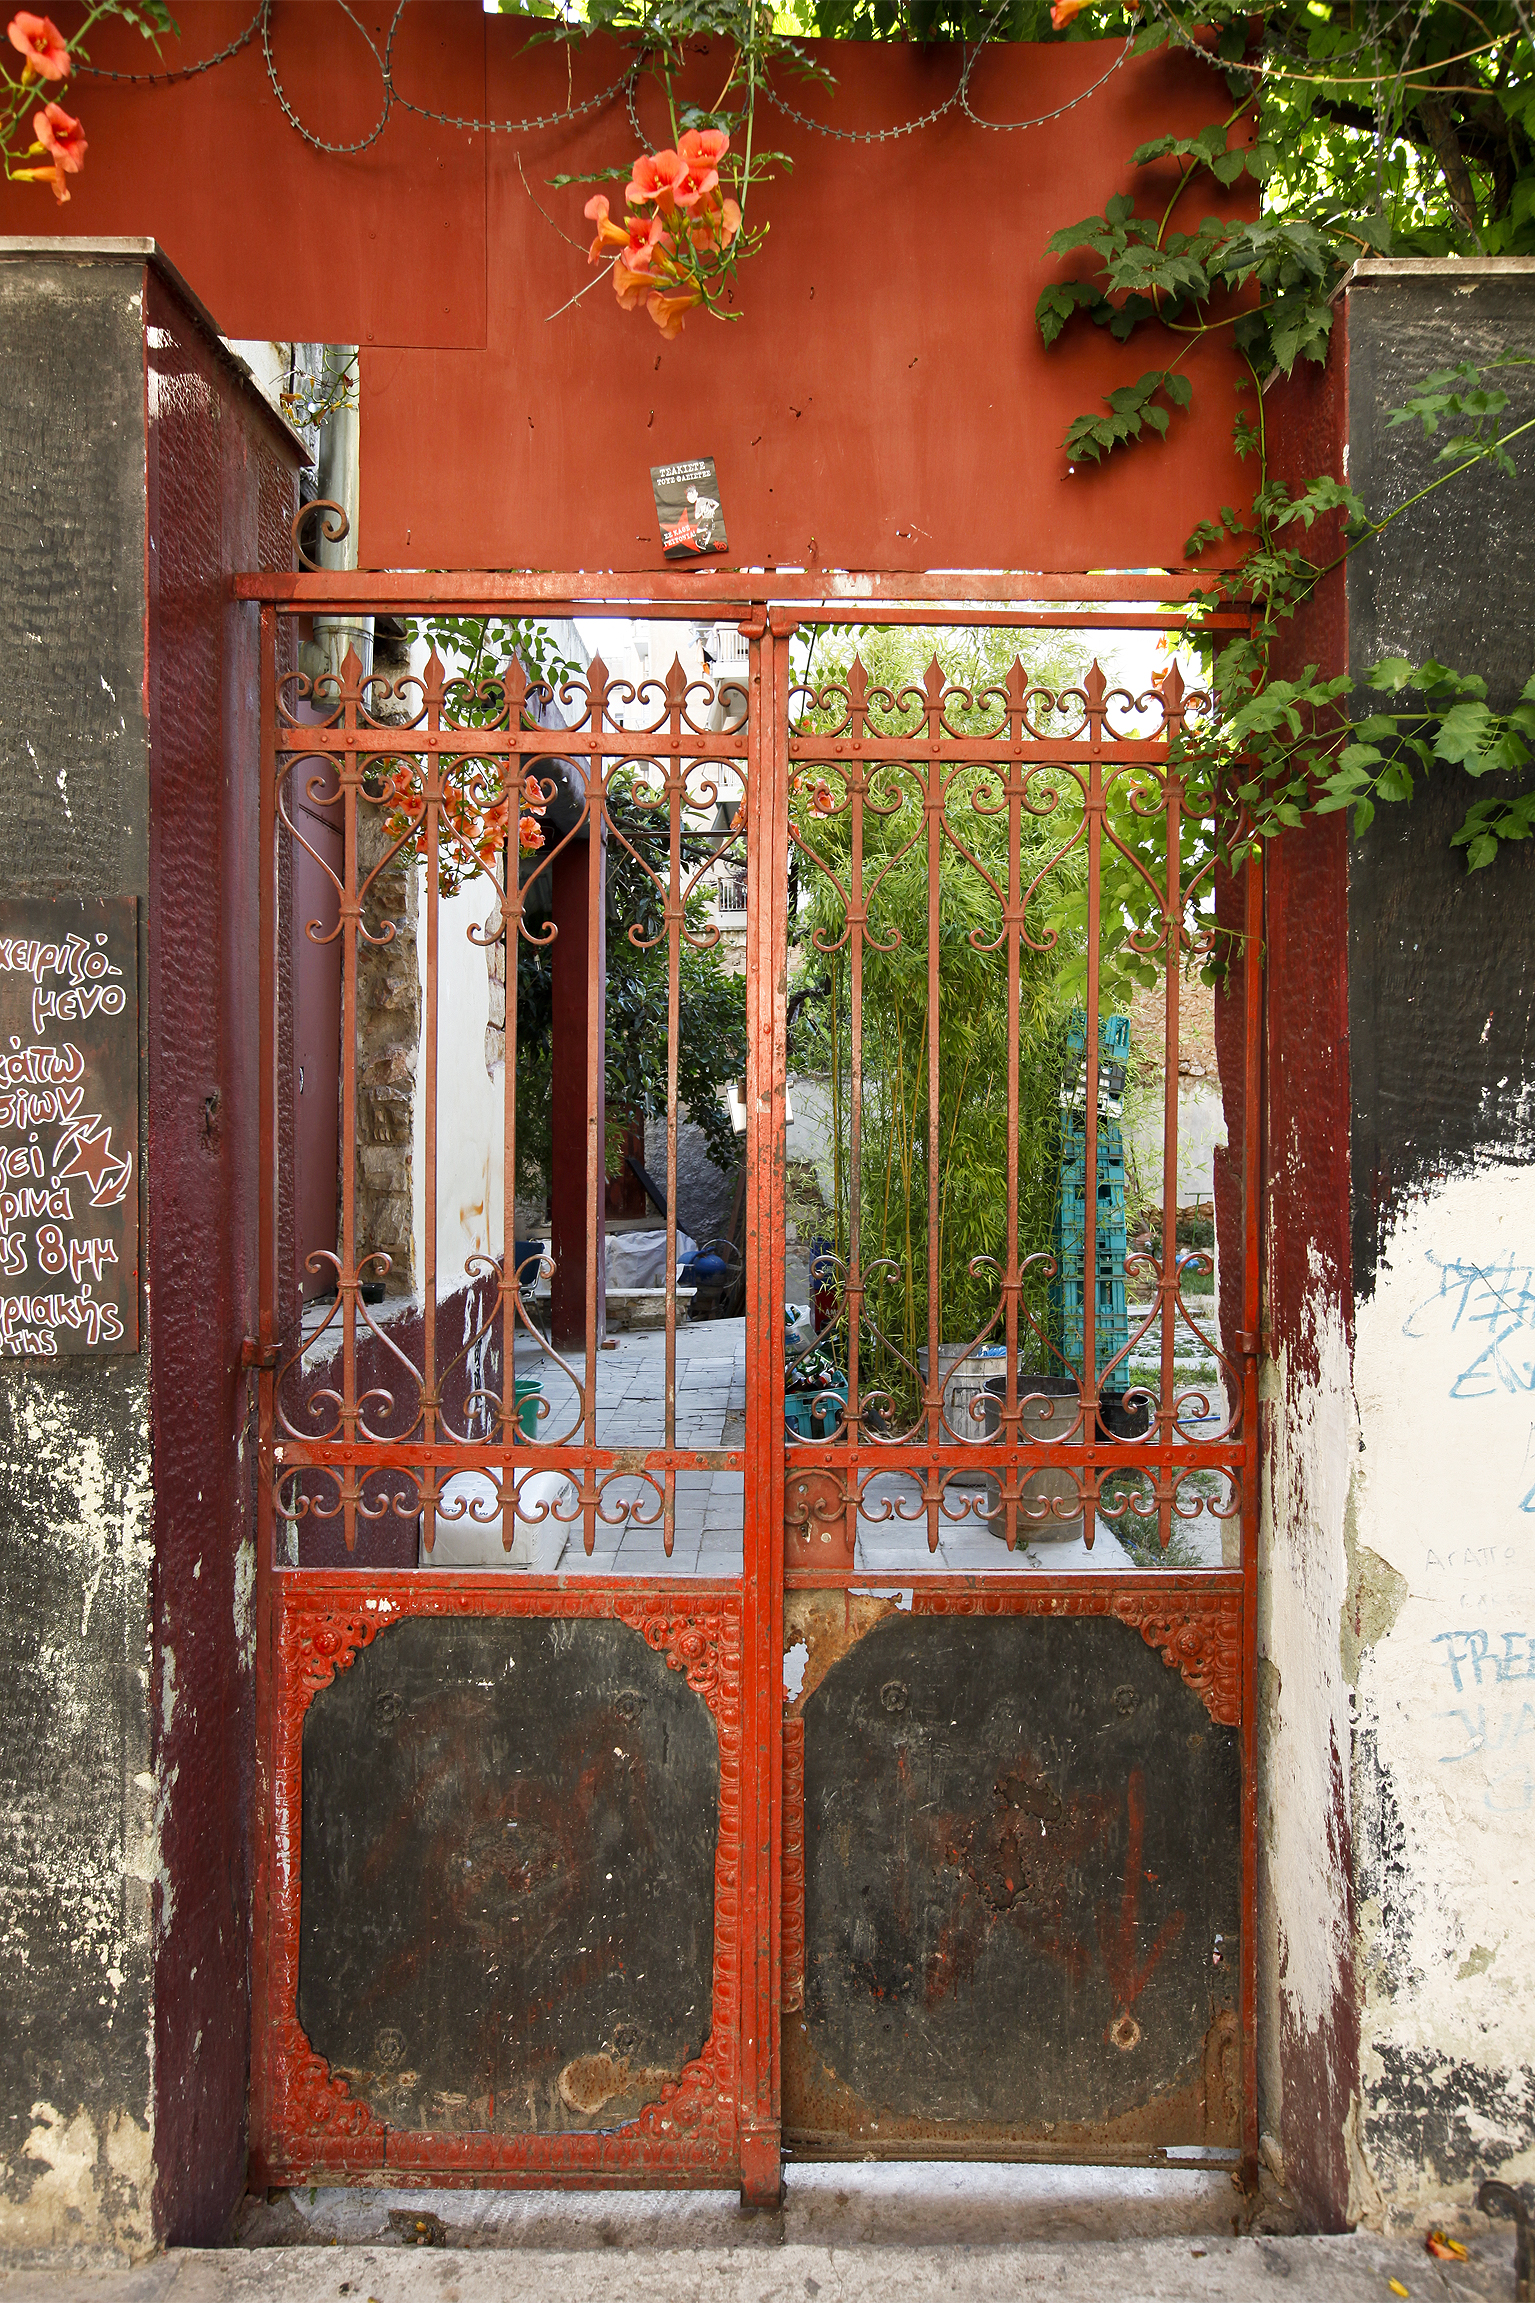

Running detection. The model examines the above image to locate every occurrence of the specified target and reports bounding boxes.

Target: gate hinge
[241,1337,279,1371]
[1237,1329,1262,1357]
[738,606,768,639]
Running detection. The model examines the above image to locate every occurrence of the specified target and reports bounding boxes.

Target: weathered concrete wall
[0,244,302,2261]
[0,251,158,2264]
[1341,264,1535,2214]
[1264,261,1535,2227]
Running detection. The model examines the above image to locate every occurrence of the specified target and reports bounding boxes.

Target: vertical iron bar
[1081,665,1106,1538]
[740,608,786,2205]
[1159,678,1185,1550]
[250,601,279,2168]
[339,650,360,1555]
[422,663,442,1498]
[583,673,605,1557]
[845,675,866,1489]
[1241,838,1264,2190]
[1002,661,1024,1550]
[502,663,529,1537]
[924,666,943,1556]
[664,656,684,1558]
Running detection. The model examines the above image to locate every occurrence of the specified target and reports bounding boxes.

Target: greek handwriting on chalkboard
[0,899,139,1356]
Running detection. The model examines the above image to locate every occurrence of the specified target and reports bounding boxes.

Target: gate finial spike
[1084,660,1108,710]
[1158,658,1187,717]
[666,653,689,702]
[924,654,946,703]
[423,649,445,706]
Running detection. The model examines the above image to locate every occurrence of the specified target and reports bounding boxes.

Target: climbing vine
[2,4,172,199]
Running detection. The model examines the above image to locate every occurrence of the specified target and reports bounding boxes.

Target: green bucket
[514,1377,541,1441]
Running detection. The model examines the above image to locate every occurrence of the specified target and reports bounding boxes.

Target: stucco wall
[0,254,157,2264]
[0,245,302,2260]
[1342,265,1535,2215]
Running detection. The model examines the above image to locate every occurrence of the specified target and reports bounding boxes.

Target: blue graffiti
[1432,1629,1535,1690]
[1433,1633,1535,1809]
[1403,1253,1535,1399]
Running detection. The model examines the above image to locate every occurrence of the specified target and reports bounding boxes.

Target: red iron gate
[242,553,1261,2197]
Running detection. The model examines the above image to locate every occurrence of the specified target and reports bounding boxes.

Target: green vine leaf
[1063,369,1192,465]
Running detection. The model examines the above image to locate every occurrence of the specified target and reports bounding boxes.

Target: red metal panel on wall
[34,6,1255,571]
[1248,329,1358,2233]
[47,2,487,349]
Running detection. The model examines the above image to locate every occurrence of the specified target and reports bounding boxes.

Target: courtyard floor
[509,1315,1228,1576]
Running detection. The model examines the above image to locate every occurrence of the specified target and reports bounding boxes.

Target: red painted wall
[1253,328,1357,2233]
[145,267,305,2243]
[38,3,1256,571]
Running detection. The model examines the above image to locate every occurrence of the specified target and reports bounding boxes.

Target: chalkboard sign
[0,898,138,1356]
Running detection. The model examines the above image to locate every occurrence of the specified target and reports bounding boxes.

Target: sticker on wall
[0,896,139,1355]
[651,457,728,558]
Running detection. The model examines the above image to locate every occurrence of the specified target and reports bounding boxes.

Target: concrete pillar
[0,241,304,2259]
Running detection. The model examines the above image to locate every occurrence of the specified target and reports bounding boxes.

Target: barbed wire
[78,0,1521,163]
[759,8,1133,144]
[261,0,398,154]
[76,0,1140,155]
[78,0,636,144]
[75,0,263,83]
[961,36,1131,130]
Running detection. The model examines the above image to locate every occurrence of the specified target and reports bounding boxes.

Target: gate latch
[241,1338,279,1371]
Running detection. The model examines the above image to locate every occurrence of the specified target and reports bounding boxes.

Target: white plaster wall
[1257,1273,1358,2207]
[412,874,505,1303]
[785,1074,836,1207]
[1350,1164,1535,2207]
[403,618,590,1308]
[1124,1077,1226,1207]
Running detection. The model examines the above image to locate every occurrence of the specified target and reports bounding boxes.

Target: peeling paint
[4,2099,153,2262]
[232,1534,255,1671]
[1351,1164,1535,2212]
[1258,1257,1357,2225]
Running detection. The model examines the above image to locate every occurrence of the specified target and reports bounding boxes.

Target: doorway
[245,572,1260,2199]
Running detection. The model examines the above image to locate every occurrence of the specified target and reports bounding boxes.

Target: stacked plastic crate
[1051,1013,1130,1400]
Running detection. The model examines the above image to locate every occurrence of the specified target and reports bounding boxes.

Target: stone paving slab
[2,2229,1519,2303]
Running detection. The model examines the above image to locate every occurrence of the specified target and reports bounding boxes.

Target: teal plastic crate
[1051,1011,1131,1393]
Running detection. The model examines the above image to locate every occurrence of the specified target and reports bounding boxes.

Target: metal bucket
[983,1376,1084,1542]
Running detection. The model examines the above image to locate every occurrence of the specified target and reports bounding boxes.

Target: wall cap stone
[0,235,310,465]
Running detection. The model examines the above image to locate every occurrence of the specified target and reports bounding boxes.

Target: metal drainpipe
[313,344,372,681]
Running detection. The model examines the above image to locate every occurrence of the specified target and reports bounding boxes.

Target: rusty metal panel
[297,1612,717,2137]
[256,1577,744,2185]
[0,894,138,1354]
[785,1608,1239,2155]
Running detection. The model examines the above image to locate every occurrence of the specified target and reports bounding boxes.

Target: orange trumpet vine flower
[7,11,69,80]
[647,284,703,339]
[627,149,689,214]
[678,126,729,169]
[12,157,67,201]
[1050,0,1090,22]
[32,99,85,173]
